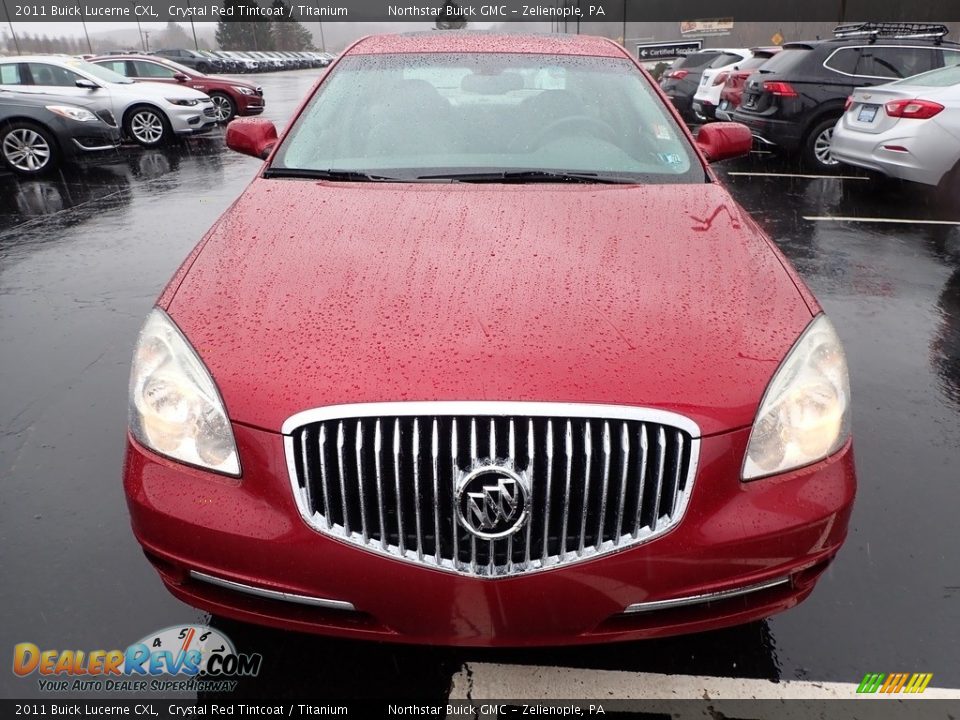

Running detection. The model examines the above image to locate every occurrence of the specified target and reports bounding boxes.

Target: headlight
[232,86,254,95]
[166,98,200,107]
[742,314,850,480]
[129,309,240,476]
[46,105,98,122]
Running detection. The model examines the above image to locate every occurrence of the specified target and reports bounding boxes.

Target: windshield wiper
[262,168,405,182]
[413,170,638,184]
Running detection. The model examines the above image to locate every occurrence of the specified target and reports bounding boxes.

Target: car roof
[0,55,90,64]
[347,32,628,58]
[782,37,960,50]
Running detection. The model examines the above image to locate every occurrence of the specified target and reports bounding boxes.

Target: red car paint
[125,33,856,646]
[89,55,264,118]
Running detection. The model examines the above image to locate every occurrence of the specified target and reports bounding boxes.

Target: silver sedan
[831,63,960,193]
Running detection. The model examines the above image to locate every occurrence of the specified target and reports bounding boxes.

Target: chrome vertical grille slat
[286,403,698,579]
[412,419,423,561]
[578,421,593,556]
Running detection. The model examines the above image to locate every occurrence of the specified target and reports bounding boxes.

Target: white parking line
[450,663,960,700]
[804,216,960,225]
[727,172,870,180]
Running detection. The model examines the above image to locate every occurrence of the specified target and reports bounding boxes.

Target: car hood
[166,180,813,437]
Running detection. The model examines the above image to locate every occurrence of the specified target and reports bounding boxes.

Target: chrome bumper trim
[623,576,791,614]
[189,571,356,611]
[751,133,778,147]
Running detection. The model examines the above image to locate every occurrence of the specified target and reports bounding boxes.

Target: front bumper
[166,102,218,136]
[830,120,956,187]
[124,424,855,647]
[236,94,265,116]
[55,118,121,159]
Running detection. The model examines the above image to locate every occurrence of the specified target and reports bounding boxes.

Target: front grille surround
[283,402,700,578]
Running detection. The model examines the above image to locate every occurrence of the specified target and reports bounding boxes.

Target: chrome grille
[203,105,216,118]
[283,402,699,578]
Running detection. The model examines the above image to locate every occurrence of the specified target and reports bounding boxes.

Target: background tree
[216,0,276,50]
[271,3,315,51]
[158,22,192,49]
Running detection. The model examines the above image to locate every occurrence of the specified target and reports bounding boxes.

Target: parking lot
[1,67,959,699]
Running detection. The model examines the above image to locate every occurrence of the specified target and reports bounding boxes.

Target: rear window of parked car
[671,52,721,71]
[755,48,811,74]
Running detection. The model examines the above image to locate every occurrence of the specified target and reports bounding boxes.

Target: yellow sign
[772,31,784,45]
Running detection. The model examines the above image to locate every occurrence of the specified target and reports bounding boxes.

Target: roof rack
[833,22,949,43]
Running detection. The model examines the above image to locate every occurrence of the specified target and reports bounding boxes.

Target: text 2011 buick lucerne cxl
[124,33,856,646]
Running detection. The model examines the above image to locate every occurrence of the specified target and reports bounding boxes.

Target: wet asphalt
[1,69,959,699]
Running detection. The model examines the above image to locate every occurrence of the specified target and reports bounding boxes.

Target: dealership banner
[4,699,960,717]
[2,0,960,22]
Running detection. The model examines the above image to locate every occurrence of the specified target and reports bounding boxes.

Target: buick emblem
[456,464,529,540]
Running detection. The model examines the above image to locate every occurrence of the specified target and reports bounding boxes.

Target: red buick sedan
[89,55,264,123]
[124,32,856,646]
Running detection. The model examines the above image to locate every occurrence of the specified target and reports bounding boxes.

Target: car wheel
[197,62,210,74]
[0,121,59,176]
[125,106,171,148]
[803,118,842,171]
[209,92,236,123]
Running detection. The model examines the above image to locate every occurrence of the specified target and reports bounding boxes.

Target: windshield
[272,53,702,183]
[67,59,134,84]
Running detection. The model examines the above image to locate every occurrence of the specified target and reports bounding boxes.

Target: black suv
[733,23,960,170]
[659,50,722,121]
[153,49,222,74]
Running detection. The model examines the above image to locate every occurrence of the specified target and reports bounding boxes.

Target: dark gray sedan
[0,90,120,175]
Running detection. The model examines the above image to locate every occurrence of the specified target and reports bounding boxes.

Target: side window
[857,47,935,79]
[824,47,860,75]
[97,61,128,76]
[26,63,82,87]
[133,61,177,79]
[0,63,24,85]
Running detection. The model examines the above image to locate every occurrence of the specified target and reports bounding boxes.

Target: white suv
[0,56,216,147]
[692,49,751,121]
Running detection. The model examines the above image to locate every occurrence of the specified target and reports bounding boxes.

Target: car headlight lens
[742,314,850,480]
[166,98,200,107]
[232,85,254,95]
[129,309,240,476]
[46,105,98,122]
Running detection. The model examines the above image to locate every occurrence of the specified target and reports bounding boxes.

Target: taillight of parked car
[884,99,944,119]
[763,81,799,98]
[844,95,853,111]
[713,71,730,86]
[667,69,689,80]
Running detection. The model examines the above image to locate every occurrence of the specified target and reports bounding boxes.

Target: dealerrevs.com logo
[13,625,262,693]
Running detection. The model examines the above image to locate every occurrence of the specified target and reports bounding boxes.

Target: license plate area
[857,104,879,122]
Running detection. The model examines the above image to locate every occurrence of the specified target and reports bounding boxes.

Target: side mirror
[696,122,753,162]
[173,73,189,82]
[226,117,278,160]
[75,78,99,90]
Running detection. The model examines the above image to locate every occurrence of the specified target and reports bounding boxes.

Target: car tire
[802,117,842,171]
[209,92,237,123]
[197,62,210,74]
[0,121,59,176]
[124,105,171,148]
